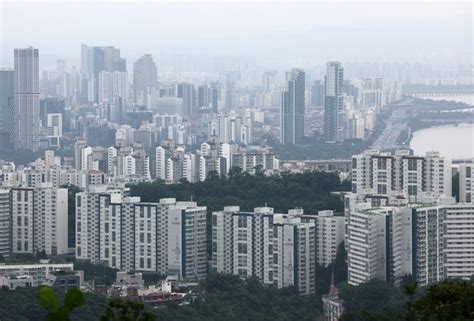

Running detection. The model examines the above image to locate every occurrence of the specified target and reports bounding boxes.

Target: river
[410,123,474,159]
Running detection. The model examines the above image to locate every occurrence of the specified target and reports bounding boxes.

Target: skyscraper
[324,62,344,143]
[80,45,126,102]
[14,47,40,151]
[177,83,195,116]
[0,70,14,148]
[133,54,157,105]
[311,80,325,106]
[280,68,305,144]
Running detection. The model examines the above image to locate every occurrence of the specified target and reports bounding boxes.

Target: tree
[100,298,156,321]
[37,287,85,321]
[413,280,474,321]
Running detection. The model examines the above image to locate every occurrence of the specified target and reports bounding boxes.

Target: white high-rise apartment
[351,149,452,200]
[0,190,10,258]
[10,185,68,255]
[443,204,474,280]
[347,203,408,286]
[309,210,345,267]
[168,202,207,279]
[76,190,207,279]
[412,204,445,286]
[11,188,35,254]
[14,47,40,151]
[459,163,473,203]
[212,206,316,295]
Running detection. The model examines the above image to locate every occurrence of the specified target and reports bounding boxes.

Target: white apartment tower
[212,207,316,295]
[347,203,408,286]
[351,149,452,200]
[0,190,10,258]
[11,185,68,255]
[76,190,207,279]
[311,210,345,267]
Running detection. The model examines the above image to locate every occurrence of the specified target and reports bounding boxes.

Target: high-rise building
[177,83,195,116]
[0,70,14,147]
[347,203,409,286]
[133,54,157,105]
[311,80,325,106]
[324,62,344,142]
[459,163,473,203]
[280,68,305,144]
[311,210,345,267]
[212,206,316,295]
[351,149,452,200]
[81,44,126,102]
[197,85,209,109]
[10,185,68,255]
[443,204,474,280]
[98,71,129,103]
[76,190,207,279]
[0,190,10,258]
[14,47,40,151]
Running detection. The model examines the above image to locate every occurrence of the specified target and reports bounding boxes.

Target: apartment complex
[351,149,452,199]
[76,187,206,280]
[10,184,68,255]
[211,206,316,295]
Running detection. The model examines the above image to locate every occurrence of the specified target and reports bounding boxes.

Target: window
[352,183,357,193]
[238,243,247,254]
[238,216,247,228]
[352,158,357,169]
[377,158,387,170]
[17,216,21,226]
[377,184,387,194]
[407,159,418,171]
[408,185,418,196]
[467,167,471,178]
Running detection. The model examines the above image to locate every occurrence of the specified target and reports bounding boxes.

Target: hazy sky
[1,1,472,69]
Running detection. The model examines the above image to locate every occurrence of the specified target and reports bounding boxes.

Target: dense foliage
[130,171,348,214]
[156,273,321,321]
[0,286,107,321]
[340,279,408,321]
[413,279,474,321]
[340,278,474,321]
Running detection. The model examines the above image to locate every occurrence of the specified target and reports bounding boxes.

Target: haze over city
[0,1,473,320]
[1,1,472,68]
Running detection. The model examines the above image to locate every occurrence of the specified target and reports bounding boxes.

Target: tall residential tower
[280,68,305,144]
[324,62,344,143]
[14,47,40,151]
